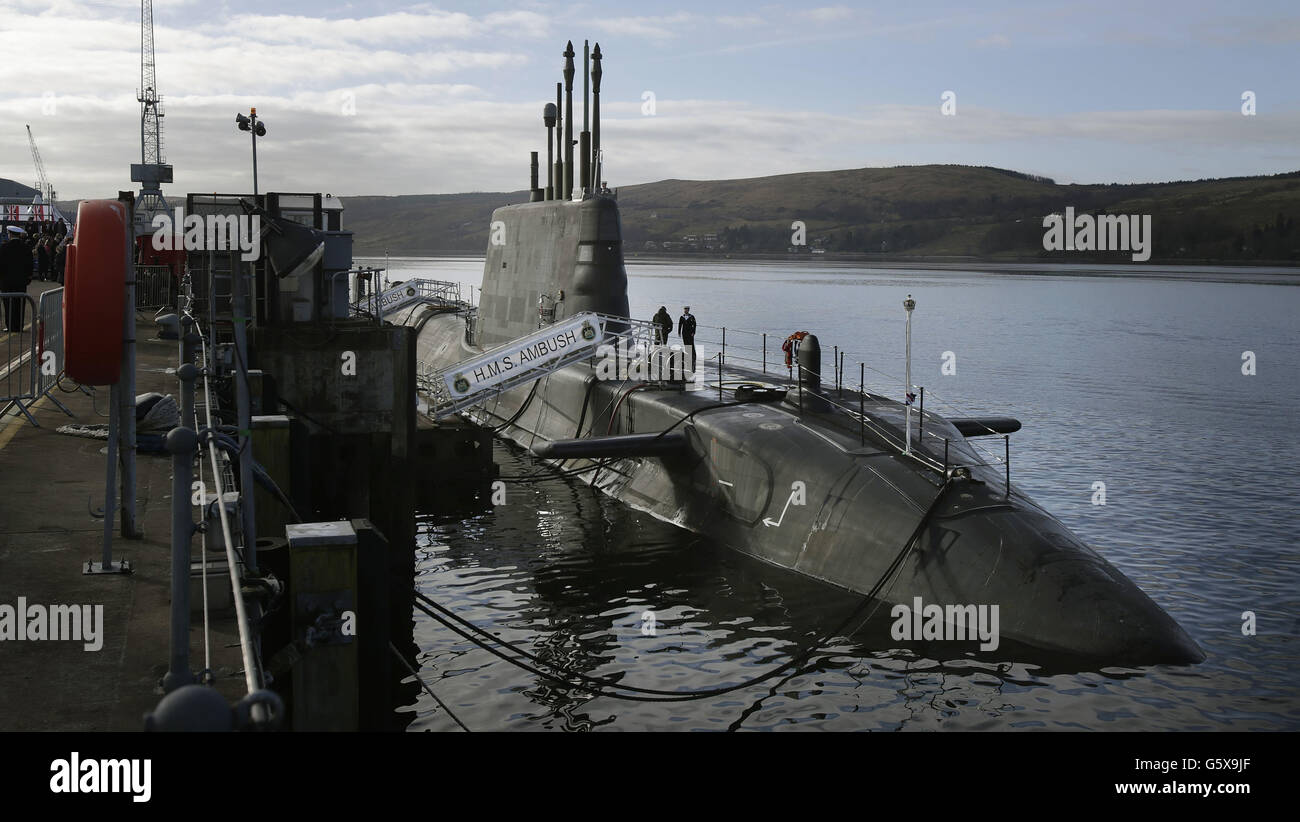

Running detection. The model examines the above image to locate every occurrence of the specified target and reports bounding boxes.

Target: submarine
[403,40,1204,666]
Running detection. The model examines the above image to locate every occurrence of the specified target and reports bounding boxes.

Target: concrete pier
[0,280,498,730]
[0,284,248,729]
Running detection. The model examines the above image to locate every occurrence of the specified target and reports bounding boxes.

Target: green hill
[69,165,1292,264]
[341,165,1300,263]
[48,165,1300,263]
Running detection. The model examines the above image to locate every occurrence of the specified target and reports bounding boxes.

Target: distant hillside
[348,164,1297,263]
[342,191,525,255]
[0,178,38,199]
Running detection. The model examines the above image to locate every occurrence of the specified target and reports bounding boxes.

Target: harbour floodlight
[235,108,267,196]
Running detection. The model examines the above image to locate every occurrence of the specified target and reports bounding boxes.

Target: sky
[1,0,1297,200]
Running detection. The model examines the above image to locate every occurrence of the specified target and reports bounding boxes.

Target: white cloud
[2,3,1295,200]
[8,92,1299,199]
[798,6,853,23]
[591,13,695,40]
[716,15,765,28]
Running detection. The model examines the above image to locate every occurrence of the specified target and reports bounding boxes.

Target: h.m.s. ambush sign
[445,313,603,397]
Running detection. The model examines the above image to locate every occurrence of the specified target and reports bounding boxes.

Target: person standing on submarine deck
[653,306,672,345]
[678,306,697,366]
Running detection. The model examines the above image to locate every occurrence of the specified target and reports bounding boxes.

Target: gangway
[417,311,670,420]
[355,279,462,319]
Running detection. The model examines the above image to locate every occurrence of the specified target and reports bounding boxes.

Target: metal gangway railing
[353,278,463,321]
[421,303,1012,488]
[419,310,657,419]
[683,319,1013,484]
[148,273,281,728]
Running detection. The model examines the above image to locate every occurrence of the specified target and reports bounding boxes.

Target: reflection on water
[375,258,1300,731]
[403,440,1298,732]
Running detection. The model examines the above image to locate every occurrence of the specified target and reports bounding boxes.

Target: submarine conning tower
[476,39,628,347]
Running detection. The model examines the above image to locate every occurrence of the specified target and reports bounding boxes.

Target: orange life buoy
[781,331,809,368]
[63,199,127,385]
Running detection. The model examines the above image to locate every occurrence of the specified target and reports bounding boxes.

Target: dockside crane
[130,0,172,234]
[26,124,56,207]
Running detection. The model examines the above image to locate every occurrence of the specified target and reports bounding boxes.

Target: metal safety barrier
[0,289,78,427]
[32,287,75,420]
[0,292,38,425]
[135,265,175,310]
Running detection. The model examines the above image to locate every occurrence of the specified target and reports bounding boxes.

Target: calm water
[360,256,1300,732]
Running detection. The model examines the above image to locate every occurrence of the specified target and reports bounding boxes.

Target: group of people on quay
[1,220,71,332]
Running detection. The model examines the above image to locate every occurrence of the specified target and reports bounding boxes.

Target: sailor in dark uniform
[652,306,672,345]
[1,228,33,331]
[677,305,696,369]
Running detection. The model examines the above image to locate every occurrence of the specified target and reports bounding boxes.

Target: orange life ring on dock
[63,199,127,385]
[781,331,809,368]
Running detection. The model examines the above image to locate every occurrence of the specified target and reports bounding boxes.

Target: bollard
[795,333,830,412]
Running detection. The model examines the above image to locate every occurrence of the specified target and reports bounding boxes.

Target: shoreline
[354,249,1300,270]
[353,252,1300,286]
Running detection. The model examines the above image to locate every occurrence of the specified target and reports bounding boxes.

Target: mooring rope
[409,475,951,704]
[388,641,471,732]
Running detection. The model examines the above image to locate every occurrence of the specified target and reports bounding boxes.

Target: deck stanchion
[762,332,767,374]
[919,387,925,441]
[904,295,915,455]
[120,199,140,539]
[1005,435,1011,500]
[102,385,119,564]
[797,341,803,413]
[179,316,197,429]
[859,362,865,445]
[162,361,199,692]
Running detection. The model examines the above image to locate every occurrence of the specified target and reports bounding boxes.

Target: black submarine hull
[408,196,1203,666]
